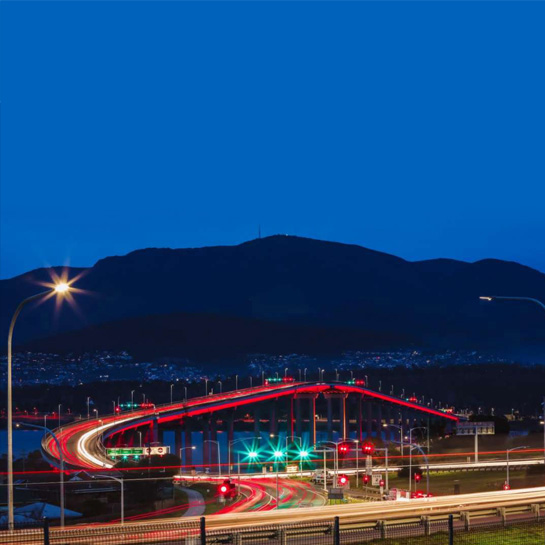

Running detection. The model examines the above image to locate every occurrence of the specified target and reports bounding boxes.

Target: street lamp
[506,446,528,488]
[131,390,135,411]
[480,295,545,464]
[98,474,125,524]
[6,281,72,529]
[228,437,261,477]
[86,397,91,419]
[383,423,404,457]
[179,446,196,470]
[218,381,222,394]
[170,384,174,404]
[273,449,286,509]
[408,427,426,492]
[58,404,62,429]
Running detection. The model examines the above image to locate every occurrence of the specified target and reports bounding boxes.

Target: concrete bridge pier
[184,420,193,466]
[357,396,363,442]
[366,401,373,438]
[202,416,210,467]
[210,415,218,467]
[254,406,261,438]
[326,396,334,441]
[376,403,383,440]
[269,400,278,436]
[174,424,182,461]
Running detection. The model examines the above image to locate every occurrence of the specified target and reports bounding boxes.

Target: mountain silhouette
[2,235,545,359]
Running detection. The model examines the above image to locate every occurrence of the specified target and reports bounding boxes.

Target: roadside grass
[188,482,224,515]
[365,524,544,544]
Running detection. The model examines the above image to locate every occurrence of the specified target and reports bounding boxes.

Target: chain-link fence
[0,512,543,545]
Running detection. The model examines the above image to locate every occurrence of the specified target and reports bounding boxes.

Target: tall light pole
[170,384,174,404]
[98,474,124,524]
[204,378,209,396]
[228,437,261,477]
[408,427,426,492]
[7,282,72,529]
[218,381,222,394]
[284,368,288,378]
[383,423,404,458]
[506,446,528,488]
[235,375,238,390]
[304,368,307,381]
[58,404,62,429]
[131,390,135,411]
[480,295,545,465]
[87,397,91,419]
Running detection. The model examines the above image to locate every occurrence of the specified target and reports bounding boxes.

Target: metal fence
[0,512,543,545]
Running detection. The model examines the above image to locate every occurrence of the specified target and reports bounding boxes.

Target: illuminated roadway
[1,486,545,544]
[42,381,458,470]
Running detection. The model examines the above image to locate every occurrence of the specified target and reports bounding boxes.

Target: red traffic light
[503,482,510,491]
[218,479,232,496]
[338,443,350,455]
[362,442,375,455]
[338,474,348,486]
[414,473,422,482]
[379,479,385,487]
[363,474,370,485]
[355,379,365,386]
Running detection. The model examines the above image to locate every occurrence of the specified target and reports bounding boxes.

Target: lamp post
[506,446,528,488]
[313,446,335,491]
[6,282,71,529]
[383,423,404,458]
[204,378,209,396]
[131,390,135,411]
[235,375,238,390]
[284,368,288,378]
[204,440,222,475]
[57,404,62,429]
[228,437,261,477]
[184,386,188,401]
[17,422,65,527]
[480,295,545,465]
[374,447,389,493]
[304,368,307,381]
[218,381,222,394]
[87,397,91,419]
[273,449,286,509]
[179,446,196,470]
[98,474,124,524]
[408,427,426,492]
[170,384,174,404]
[410,443,430,496]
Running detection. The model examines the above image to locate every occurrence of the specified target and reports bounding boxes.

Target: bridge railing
[0,501,544,545]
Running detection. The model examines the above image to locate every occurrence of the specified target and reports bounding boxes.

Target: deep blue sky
[1,1,544,279]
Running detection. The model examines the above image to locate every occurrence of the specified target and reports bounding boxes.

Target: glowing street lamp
[6,280,75,529]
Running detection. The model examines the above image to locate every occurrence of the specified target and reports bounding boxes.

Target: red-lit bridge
[42,381,458,470]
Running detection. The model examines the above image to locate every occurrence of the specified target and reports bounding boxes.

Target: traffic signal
[503,482,511,491]
[218,480,231,496]
[414,473,422,483]
[363,474,370,485]
[379,479,385,487]
[362,442,375,455]
[338,474,348,487]
[338,443,350,457]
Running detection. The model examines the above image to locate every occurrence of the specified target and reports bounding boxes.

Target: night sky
[1,1,544,279]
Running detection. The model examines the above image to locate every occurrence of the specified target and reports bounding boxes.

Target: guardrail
[1,498,544,545]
